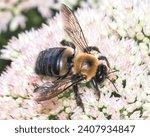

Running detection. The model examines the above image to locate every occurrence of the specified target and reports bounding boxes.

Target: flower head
[0,2,150,119]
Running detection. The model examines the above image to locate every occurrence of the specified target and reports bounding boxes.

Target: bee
[34,4,117,111]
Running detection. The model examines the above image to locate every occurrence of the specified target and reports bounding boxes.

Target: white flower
[0,11,12,33]
[9,15,26,31]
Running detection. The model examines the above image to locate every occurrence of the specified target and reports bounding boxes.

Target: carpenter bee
[34,4,117,111]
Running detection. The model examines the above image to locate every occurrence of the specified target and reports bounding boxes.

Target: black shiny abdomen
[35,48,66,77]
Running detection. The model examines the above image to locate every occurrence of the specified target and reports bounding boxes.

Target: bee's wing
[33,75,84,101]
[61,4,89,53]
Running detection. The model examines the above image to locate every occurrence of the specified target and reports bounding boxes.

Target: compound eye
[98,64,107,76]
[101,64,107,72]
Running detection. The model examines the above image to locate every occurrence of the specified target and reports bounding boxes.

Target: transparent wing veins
[61,4,89,53]
[34,75,84,101]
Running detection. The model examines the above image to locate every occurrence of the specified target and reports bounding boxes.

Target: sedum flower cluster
[0,0,150,119]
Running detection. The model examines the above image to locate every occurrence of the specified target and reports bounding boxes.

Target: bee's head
[95,56,110,83]
[95,64,108,83]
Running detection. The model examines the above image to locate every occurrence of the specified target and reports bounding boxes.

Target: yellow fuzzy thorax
[73,53,100,81]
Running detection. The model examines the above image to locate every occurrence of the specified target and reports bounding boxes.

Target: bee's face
[95,64,108,83]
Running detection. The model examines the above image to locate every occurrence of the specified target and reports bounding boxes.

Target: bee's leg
[73,84,85,112]
[98,56,110,68]
[90,79,101,100]
[60,39,75,51]
[85,46,101,53]
[60,39,75,66]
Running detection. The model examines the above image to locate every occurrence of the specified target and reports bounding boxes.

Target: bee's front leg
[85,46,101,53]
[90,79,101,101]
[73,84,85,112]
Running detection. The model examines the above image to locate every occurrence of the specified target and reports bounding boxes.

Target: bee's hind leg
[60,39,75,50]
[73,84,85,112]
